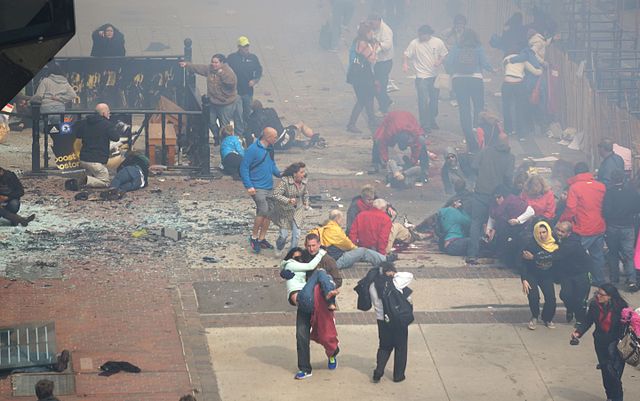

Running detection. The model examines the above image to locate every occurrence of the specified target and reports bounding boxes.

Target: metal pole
[201,95,211,176]
[31,102,41,173]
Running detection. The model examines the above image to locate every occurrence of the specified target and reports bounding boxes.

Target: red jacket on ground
[374,110,424,164]
[521,190,556,220]
[559,173,606,236]
[310,285,339,358]
[349,208,392,255]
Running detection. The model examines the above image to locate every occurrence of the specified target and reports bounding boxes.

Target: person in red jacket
[372,110,428,178]
[349,198,393,255]
[521,174,556,220]
[559,162,606,285]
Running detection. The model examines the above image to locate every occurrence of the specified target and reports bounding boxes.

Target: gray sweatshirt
[33,74,76,113]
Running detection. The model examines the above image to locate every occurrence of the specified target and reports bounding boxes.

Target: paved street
[1,1,639,400]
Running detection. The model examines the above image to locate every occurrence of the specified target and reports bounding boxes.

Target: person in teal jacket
[438,198,471,256]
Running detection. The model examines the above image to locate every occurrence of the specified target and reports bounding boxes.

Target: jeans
[210,98,244,143]
[559,273,590,323]
[240,94,253,123]
[296,308,313,373]
[526,273,557,323]
[415,77,439,130]
[374,320,408,381]
[468,192,492,259]
[387,160,422,186]
[374,59,393,112]
[453,77,484,152]
[444,237,471,256]
[581,234,606,285]
[80,161,110,188]
[296,269,336,314]
[277,222,301,252]
[501,81,527,136]
[594,339,625,401]
[111,166,143,192]
[605,226,637,284]
[3,198,20,213]
[336,247,386,269]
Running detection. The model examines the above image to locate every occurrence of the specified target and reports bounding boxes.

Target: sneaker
[276,237,287,251]
[374,111,385,118]
[628,283,639,293]
[294,371,312,380]
[386,252,398,263]
[544,321,556,329]
[372,374,381,383]
[450,99,458,107]
[465,258,479,266]
[249,236,261,254]
[528,318,537,330]
[260,239,274,249]
[328,355,337,370]
[566,311,574,323]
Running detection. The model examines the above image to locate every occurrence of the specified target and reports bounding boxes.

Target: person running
[571,284,629,401]
[521,220,557,330]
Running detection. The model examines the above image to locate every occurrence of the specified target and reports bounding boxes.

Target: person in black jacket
[553,221,591,324]
[90,23,126,57]
[572,283,628,401]
[227,36,262,123]
[35,379,61,401]
[596,138,625,187]
[0,166,35,226]
[521,220,557,330]
[109,151,149,194]
[74,103,120,188]
[602,169,640,290]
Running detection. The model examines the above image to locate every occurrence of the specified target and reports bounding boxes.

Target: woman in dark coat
[572,284,628,401]
[91,23,126,57]
[346,22,378,133]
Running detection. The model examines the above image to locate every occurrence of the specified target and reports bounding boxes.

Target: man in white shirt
[369,14,394,114]
[403,25,448,132]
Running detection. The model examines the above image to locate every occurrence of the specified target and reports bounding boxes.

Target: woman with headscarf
[521,220,558,330]
[571,284,628,401]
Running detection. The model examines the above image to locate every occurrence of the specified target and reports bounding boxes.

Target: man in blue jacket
[240,127,281,253]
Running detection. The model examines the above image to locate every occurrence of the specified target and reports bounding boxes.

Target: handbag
[617,326,640,367]
[434,73,451,91]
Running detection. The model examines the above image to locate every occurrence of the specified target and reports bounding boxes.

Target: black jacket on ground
[552,233,591,280]
[473,142,515,195]
[602,184,640,228]
[75,114,120,164]
[246,108,283,141]
[0,170,24,199]
[227,51,262,96]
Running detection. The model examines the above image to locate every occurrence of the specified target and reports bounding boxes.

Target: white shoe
[528,318,537,330]
[449,100,458,107]
[544,321,556,329]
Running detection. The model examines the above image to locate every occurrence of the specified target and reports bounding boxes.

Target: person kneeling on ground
[73,103,121,188]
[438,197,471,256]
[310,209,397,269]
[280,247,338,312]
[350,198,413,255]
[219,124,244,179]
[0,166,35,227]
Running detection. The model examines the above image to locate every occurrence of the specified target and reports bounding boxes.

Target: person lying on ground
[105,151,150,197]
[280,247,338,312]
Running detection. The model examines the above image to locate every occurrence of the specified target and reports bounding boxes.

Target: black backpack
[376,275,414,327]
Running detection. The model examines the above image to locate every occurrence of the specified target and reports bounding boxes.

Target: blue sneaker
[294,371,312,380]
[328,355,337,370]
[249,236,260,254]
[276,237,287,251]
[260,239,275,249]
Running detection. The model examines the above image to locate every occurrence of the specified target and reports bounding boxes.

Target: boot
[1,210,34,227]
[19,214,35,227]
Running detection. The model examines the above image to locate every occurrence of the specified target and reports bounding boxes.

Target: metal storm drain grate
[0,322,57,370]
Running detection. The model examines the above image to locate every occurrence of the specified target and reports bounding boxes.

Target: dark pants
[468,192,492,259]
[501,81,527,136]
[2,198,20,213]
[605,226,637,284]
[111,166,143,192]
[296,308,313,373]
[444,237,471,256]
[559,273,590,323]
[453,77,484,152]
[374,60,393,112]
[330,0,355,49]
[415,77,439,130]
[594,338,625,401]
[296,270,336,314]
[526,273,556,323]
[348,82,376,130]
[222,152,243,179]
[374,320,408,381]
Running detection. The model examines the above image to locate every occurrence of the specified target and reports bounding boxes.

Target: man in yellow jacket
[310,209,396,269]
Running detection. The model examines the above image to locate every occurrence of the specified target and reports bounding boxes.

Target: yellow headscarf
[533,221,558,252]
